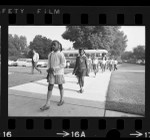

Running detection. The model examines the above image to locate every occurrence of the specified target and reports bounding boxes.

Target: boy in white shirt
[31,49,42,74]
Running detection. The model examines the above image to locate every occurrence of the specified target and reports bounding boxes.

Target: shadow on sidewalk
[33,81,78,92]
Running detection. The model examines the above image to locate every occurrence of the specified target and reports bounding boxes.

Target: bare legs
[40,84,53,110]
[78,76,84,93]
[32,62,42,74]
[40,84,64,110]
[58,85,64,106]
[44,90,53,107]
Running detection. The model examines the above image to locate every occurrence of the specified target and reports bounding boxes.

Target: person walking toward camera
[102,56,107,73]
[31,49,42,74]
[114,58,118,71]
[73,48,88,93]
[109,58,114,71]
[87,56,92,73]
[40,40,66,111]
[92,56,98,77]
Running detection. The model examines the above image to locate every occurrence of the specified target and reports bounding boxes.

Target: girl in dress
[73,48,88,93]
[40,40,66,111]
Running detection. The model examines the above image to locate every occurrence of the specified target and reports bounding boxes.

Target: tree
[121,51,133,60]
[11,35,27,52]
[28,35,52,59]
[133,45,145,60]
[62,26,117,50]
[8,34,20,60]
[20,36,27,51]
[110,30,128,57]
[8,34,27,60]
[62,26,127,57]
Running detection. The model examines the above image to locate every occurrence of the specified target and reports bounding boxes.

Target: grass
[105,63,145,115]
[118,63,145,70]
[8,67,73,87]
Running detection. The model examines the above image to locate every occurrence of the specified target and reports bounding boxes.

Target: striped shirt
[47,51,66,75]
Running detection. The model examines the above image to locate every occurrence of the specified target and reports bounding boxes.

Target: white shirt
[110,59,114,65]
[33,52,39,62]
[102,59,106,64]
[47,51,66,75]
[114,60,118,65]
[93,59,98,64]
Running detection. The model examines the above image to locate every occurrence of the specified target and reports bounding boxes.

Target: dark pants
[109,64,112,71]
[102,63,106,72]
[114,64,117,71]
[32,62,41,74]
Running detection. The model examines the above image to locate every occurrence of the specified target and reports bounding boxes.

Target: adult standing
[73,48,88,93]
[40,40,66,111]
[31,49,42,74]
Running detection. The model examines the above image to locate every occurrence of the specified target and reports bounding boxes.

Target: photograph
[8,26,145,117]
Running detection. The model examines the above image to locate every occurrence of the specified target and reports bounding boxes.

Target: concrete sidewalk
[8,70,143,117]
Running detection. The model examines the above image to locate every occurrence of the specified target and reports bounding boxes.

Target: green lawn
[105,63,145,115]
[8,67,73,87]
[118,63,145,70]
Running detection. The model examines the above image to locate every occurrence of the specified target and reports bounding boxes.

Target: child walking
[73,48,88,93]
[40,40,66,111]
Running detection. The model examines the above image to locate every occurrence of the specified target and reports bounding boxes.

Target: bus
[62,49,108,68]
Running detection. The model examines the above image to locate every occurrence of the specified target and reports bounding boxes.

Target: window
[96,53,100,57]
[69,53,73,57]
[91,53,95,57]
[64,54,68,57]
[74,54,78,57]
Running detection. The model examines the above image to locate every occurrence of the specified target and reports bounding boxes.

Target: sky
[119,26,145,51]
[9,26,145,51]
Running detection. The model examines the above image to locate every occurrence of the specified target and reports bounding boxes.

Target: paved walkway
[8,70,143,117]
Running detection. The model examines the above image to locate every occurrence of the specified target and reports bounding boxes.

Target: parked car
[8,60,18,66]
[123,60,128,63]
[136,59,142,64]
[16,58,32,67]
[25,59,32,67]
[37,61,47,67]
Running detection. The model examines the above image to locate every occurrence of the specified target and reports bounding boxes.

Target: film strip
[0,6,149,138]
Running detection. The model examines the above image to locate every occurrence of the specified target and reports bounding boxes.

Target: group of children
[87,56,118,76]
[31,42,118,111]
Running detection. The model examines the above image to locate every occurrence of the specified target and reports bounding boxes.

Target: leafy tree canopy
[62,26,128,57]
[28,35,52,59]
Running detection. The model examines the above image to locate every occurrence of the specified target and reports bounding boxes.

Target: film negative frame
[0,6,150,138]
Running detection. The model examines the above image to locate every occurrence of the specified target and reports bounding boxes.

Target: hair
[79,48,85,54]
[32,49,36,53]
[51,40,62,52]
[59,43,62,52]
